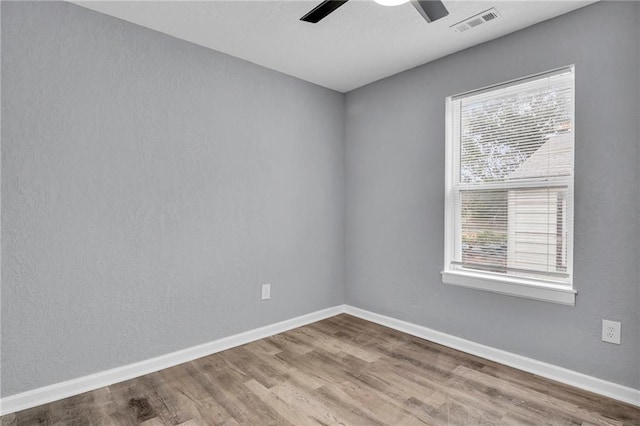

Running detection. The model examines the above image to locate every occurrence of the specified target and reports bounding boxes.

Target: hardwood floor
[2,314,639,425]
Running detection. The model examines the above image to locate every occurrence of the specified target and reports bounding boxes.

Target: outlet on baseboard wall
[261,283,271,300]
[602,319,621,344]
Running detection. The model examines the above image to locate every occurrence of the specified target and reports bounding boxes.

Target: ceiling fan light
[373,0,410,6]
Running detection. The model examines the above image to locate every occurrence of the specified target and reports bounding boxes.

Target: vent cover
[451,8,500,33]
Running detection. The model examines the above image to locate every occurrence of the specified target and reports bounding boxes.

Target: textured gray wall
[636,1,640,390]
[2,2,344,396]
[345,1,640,389]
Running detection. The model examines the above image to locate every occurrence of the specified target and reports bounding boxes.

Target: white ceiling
[74,1,595,92]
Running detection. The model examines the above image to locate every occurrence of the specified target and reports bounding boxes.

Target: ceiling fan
[300,0,449,24]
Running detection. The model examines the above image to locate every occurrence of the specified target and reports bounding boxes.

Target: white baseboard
[344,305,640,408]
[3,303,638,416]
[0,305,345,416]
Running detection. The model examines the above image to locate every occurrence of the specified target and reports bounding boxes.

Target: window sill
[441,270,576,306]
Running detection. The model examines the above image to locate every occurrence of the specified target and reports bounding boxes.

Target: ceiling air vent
[451,8,500,33]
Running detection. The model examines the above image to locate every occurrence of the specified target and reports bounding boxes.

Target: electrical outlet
[261,284,271,300]
[602,320,621,344]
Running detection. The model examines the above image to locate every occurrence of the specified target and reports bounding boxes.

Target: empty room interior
[1,0,639,424]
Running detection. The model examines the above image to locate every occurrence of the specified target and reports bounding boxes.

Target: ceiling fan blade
[300,0,349,23]
[411,0,449,23]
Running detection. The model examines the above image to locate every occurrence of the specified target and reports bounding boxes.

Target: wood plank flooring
[2,314,639,425]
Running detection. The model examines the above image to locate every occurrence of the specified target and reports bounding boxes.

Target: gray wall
[1,2,344,396]
[345,1,640,389]
[636,1,640,389]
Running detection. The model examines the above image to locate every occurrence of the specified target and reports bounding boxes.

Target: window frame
[442,67,576,306]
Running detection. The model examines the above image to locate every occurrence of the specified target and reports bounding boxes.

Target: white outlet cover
[261,284,271,300]
[602,319,621,344]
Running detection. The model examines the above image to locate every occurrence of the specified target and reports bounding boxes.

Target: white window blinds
[447,67,574,284]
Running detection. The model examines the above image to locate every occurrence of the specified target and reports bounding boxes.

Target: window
[442,67,575,305]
